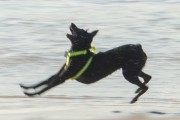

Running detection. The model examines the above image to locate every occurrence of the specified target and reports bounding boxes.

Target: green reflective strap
[71,56,93,80]
[65,55,70,69]
[64,46,96,69]
[68,50,87,57]
[65,50,87,69]
[64,46,96,76]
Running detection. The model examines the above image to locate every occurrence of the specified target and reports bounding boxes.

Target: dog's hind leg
[131,83,148,104]
[135,72,151,93]
[122,69,148,104]
[139,72,152,84]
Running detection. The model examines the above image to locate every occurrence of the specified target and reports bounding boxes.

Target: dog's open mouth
[67,23,78,39]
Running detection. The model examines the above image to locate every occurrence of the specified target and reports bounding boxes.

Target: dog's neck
[64,45,96,70]
[67,45,96,56]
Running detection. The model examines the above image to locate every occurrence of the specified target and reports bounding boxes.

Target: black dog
[20,23,151,103]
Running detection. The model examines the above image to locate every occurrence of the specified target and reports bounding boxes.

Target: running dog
[20,23,151,103]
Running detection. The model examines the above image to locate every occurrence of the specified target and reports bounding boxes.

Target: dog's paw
[24,92,39,97]
[19,84,34,90]
[20,84,27,89]
[130,98,138,104]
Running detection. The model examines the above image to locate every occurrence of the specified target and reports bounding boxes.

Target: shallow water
[0,0,180,119]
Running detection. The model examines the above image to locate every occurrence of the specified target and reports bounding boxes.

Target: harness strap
[65,50,87,69]
[71,56,93,80]
[64,46,96,80]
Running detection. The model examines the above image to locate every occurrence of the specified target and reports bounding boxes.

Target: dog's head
[67,23,98,51]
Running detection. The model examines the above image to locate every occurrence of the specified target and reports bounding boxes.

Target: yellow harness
[64,46,96,80]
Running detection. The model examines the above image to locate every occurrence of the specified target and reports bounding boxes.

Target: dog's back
[77,44,146,84]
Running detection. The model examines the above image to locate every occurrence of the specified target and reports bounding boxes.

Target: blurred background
[0,0,180,120]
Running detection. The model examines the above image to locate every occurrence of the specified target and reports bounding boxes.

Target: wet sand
[0,95,179,120]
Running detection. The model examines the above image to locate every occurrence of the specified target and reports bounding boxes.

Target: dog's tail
[136,44,147,60]
[135,44,144,52]
[136,44,142,49]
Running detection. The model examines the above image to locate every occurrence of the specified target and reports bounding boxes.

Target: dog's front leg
[20,64,66,90]
[23,65,75,96]
[20,78,50,90]
[24,77,66,96]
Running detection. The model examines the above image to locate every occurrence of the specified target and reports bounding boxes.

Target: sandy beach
[0,95,179,120]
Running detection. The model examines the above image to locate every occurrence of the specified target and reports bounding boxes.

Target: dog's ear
[91,30,98,38]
